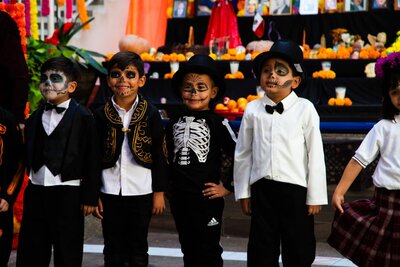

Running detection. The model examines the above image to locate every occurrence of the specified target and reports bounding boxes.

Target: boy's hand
[202,183,231,199]
[81,205,96,216]
[0,198,9,212]
[308,205,322,215]
[93,198,104,219]
[331,191,345,213]
[152,192,165,215]
[240,198,251,216]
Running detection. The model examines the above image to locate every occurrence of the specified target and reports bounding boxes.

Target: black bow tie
[265,102,284,114]
[44,103,66,114]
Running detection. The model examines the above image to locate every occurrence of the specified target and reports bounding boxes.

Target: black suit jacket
[25,98,101,205]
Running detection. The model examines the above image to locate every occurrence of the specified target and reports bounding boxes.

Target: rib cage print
[173,116,210,165]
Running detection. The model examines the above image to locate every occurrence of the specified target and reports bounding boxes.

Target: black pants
[248,179,316,267]
[170,193,224,267]
[101,193,153,267]
[0,208,13,267]
[16,182,84,267]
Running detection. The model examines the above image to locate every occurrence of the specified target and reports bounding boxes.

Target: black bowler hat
[172,54,225,101]
[252,39,306,86]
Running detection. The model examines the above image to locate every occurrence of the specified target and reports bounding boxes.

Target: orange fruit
[162,54,170,62]
[215,103,226,110]
[238,102,247,112]
[169,53,178,62]
[224,73,235,79]
[327,98,336,106]
[234,71,244,79]
[177,53,186,62]
[336,98,345,106]
[246,94,255,102]
[237,97,248,105]
[344,97,353,106]
[226,99,237,110]
[231,108,239,113]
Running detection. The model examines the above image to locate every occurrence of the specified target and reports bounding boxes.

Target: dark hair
[382,72,400,120]
[106,51,144,77]
[41,56,80,82]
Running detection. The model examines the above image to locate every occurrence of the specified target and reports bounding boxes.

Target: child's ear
[67,81,77,93]
[291,76,301,90]
[138,75,146,88]
[211,86,219,99]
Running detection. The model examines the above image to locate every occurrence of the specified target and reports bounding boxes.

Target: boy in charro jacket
[17,57,101,267]
[0,106,24,267]
[93,51,168,267]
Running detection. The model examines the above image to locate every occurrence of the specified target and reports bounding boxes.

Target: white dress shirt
[353,114,400,189]
[101,96,153,196]
[31,99,80,186]
[234,92,327,205]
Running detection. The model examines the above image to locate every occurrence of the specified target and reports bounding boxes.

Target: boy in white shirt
[234,39,327,267]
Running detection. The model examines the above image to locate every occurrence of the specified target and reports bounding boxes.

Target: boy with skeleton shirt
[17,56,101,266]
[165,54,237,267]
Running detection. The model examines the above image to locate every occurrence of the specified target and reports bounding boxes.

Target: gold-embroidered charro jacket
[94,95,169,192]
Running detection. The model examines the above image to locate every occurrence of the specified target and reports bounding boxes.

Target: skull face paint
[107,65,143,97]
[39,70,69,101]
[180,73,217,111]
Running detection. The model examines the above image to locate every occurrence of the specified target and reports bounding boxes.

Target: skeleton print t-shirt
[166,110,237,194]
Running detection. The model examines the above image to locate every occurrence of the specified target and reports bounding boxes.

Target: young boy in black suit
[16,56,101,266]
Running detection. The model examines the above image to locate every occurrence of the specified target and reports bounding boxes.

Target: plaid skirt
[327,187,400,267]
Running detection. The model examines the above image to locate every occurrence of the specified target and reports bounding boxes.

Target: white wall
[69,0,130,56]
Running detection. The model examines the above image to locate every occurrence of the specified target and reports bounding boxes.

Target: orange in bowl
[226,99,237,110]
[215,103,226,110]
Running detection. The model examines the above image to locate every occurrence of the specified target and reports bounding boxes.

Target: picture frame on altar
[270,0,292,14]
[299,0,319,14]
[345,0,367,11]
[173,0,188,18]
[244,0,260,16]
[196,0,214,16]
[325,0,338,11]
[370,0,388,9]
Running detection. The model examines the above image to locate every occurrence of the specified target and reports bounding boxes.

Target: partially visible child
[0,106,24,267]
[93,51,168,267]
[165,54,237,267]
[328,52,400,267]
[16,56,101,266]
[234,39,327,267]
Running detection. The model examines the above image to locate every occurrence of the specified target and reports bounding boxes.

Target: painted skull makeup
[39,70,69,101]
[262,60,294,89]
[181,73,211,96]
[107,67,140,96]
